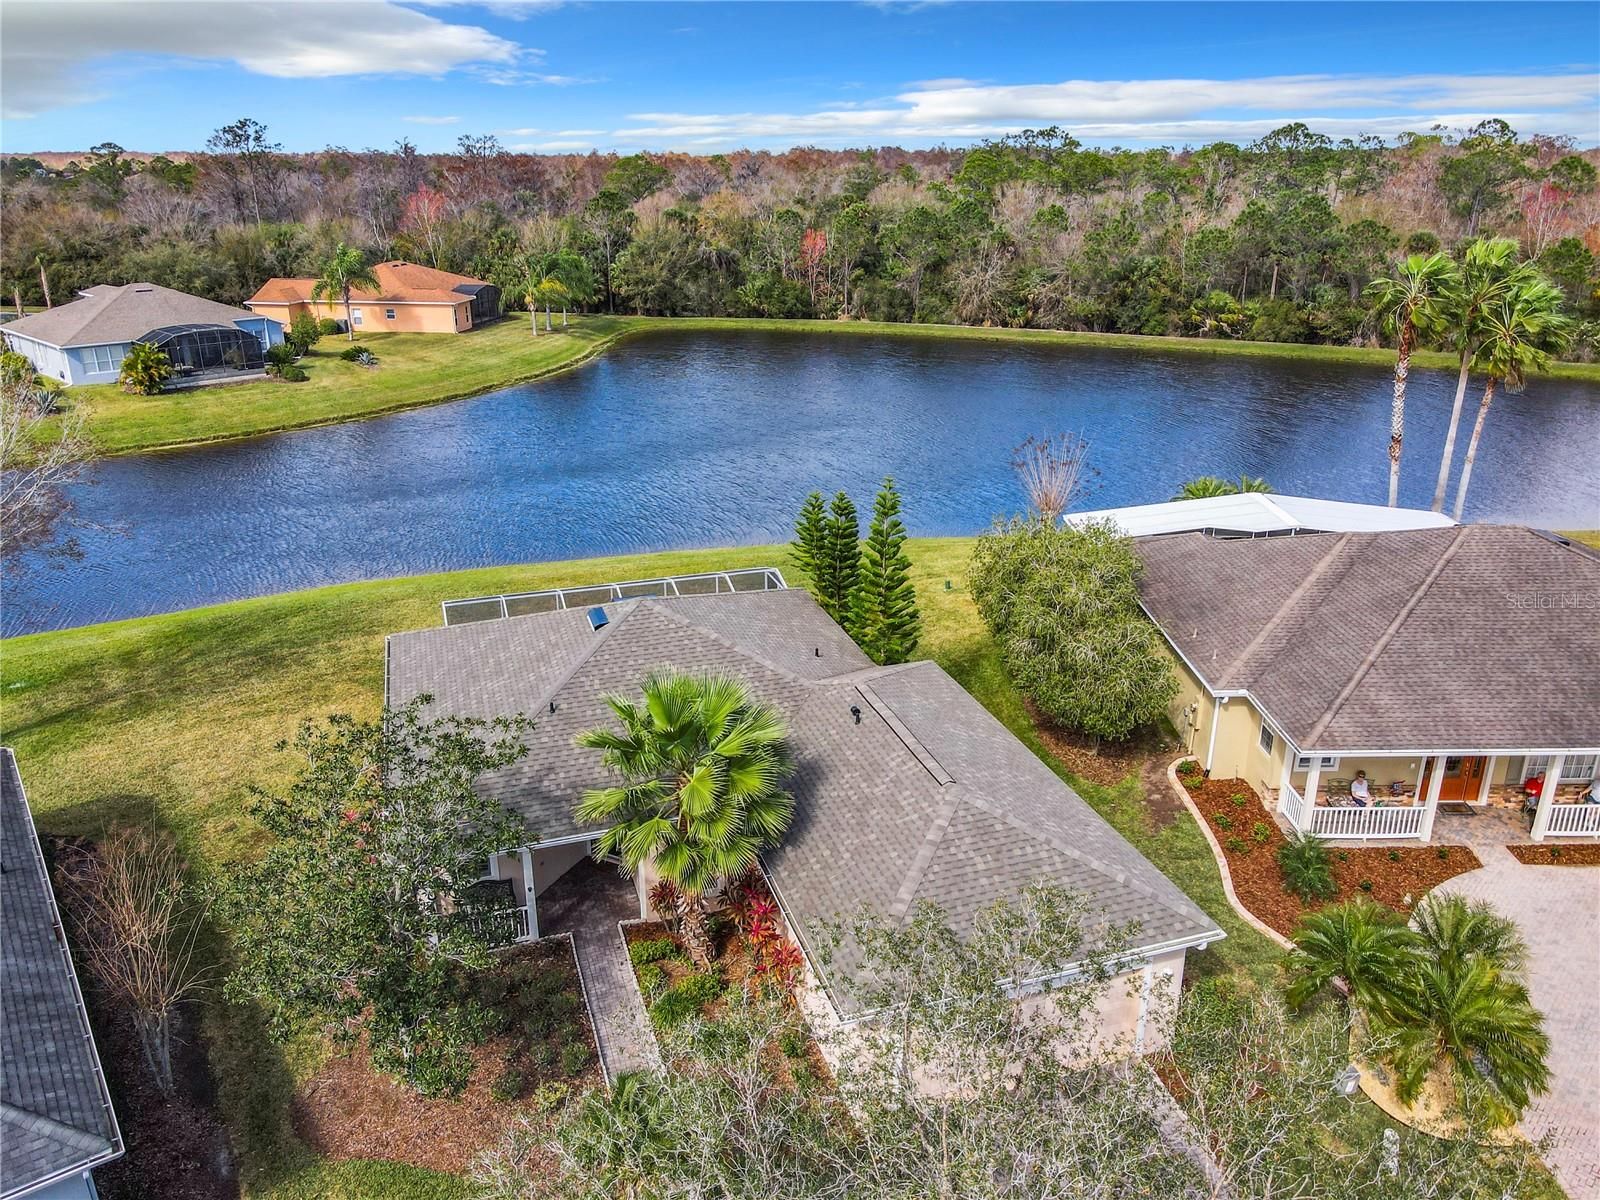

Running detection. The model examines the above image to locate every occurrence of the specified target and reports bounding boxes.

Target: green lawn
[1,538,1281,1197]
[53,314,1600,457]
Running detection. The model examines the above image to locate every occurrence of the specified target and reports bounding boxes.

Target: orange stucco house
[245,261,501,334]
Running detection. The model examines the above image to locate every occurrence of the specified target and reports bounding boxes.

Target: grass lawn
[1,537,1283,1197]
[51,314,1600,457]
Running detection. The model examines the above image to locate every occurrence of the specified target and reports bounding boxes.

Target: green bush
[672,971,726,1007]
[277,364,308,383]
[1276,831,1337,901]
[777,1027,809,1059]
[1251,821,1271,843]
[1224,835,1248,854]
[1230,793,1247,807]
[479,974,510,1007]
[317,317,341,336]
[1437,847,1450,861]
[528,1080,570,1114]
[527,1042,556,1070]
[265,342,297,368]
[287,312,323,354]
[1359,879,1374,892]
[489,1065,526,1102]
[1387,849,1401,862]
[118,342,172,395]
[560,1040,592,1076]
[629,937,682,966]
[636,962,668,996]
[0,350,34,384]
[1213,813,1233,830]
[649,988,699,1029]
[339,345,377,364]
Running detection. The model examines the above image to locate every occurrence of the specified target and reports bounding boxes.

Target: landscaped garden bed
[1176,766,1482,937]
[291,940,599,1175]
[1506,843,1600,866]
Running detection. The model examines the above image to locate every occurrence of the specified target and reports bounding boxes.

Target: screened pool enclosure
[136,323,266,378]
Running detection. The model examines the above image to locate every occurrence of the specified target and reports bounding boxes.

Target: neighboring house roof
[1066,493,1455,539]
[1135,526,1600,754]
[386,588,1221,1015]
[1,283,270,350]
[1,750,122,1199]
[247,261,493,307]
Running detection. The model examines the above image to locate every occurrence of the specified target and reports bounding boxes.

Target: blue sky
[3,1,1596,154]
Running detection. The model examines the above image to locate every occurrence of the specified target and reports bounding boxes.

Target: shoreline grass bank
[58,314,1600,458]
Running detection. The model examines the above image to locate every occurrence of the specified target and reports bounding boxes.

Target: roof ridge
[641,594,816,684]
[534,600,639,713]
[1219,533,1352,682]
[856,680,955,786]
[886,787,966,921]
[1304,525,1471,747]
[0,1100,115,1156]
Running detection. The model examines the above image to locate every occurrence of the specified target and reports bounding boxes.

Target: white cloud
[403,115,462,125]
[1,0,525,118]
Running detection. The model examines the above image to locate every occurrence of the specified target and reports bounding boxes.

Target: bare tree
[1012,431,1094,522]
[60,827,210,1094]
[0,368,94,568]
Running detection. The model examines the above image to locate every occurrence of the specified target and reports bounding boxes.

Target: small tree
[817,491,860,626]
[970,518,1177,745]
[849,477,920,665]
[118,341,172,394]
[221,699,530,1095]
[1,368,93,569]
[286,311,323,356]
[61,827,209,1094]
[790,491,827,592]
[1012,432,1092,522]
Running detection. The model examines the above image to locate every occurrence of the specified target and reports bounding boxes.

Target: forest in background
[4,117,1598,354]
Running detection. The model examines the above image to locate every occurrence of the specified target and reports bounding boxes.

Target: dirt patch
[291,941,600,1175]
[1506,843,1600,866]
[1140,755,1187,828]
[1178,774,1483,938]
[1025,703,1180,788]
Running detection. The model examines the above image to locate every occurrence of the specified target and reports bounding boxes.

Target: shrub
[1213,813,1233,830]
[118,342,172,394]
[0,350,34,385]
[339,345,377,364]
[1437,847,1450,861]
[317,317,341,336]
[287,313,323,354]
[1359,879,1374,892]
[1387,849,1401,862]
[672,971,726,1007]
[1230,793,1247,807]
[629,937,682,966]
[560,1040,592,1076]
[528,1080,569,1114]
[265,342,297,367]
[1224,835,1248,854]
[1276,831,1336,901]
[777,1027,809,1059]
[1177,759,1200,777]
[636,962,668,996]
[489,1065,526,1102]
[479,974,510,1007]
[1336,851,1349,862]
[649,988,699,1029]
[1251,821,1271,843]
[527,1042,556,1070]
[1550,846,1562,860]
[277,364,308,383]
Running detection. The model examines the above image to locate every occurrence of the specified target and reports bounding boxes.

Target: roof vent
[586,606,609,632]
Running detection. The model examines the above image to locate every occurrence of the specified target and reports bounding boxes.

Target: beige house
[245,261,500,334]
[385,570,1222,1058]
[1133,524,1600,843]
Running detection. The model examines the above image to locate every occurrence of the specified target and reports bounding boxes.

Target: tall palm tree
[1284,898,1414,1018]
[1452,275,1573,520]
[310,243,379,342]
[1430,239,1532,513]
[529,276,569,333]
[1365,253,1457,507]
[575,671,794,967]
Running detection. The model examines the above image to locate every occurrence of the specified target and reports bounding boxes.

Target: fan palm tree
[310,243,379,342]
[1235,474,1273,494]
[1430,238,1532,513]
[1284,898,1414,1018]
[1411,893,1527,976]
[561,1071,673,1197]
[575,671,794,967]
[1365,253,1457,507]
[1452,275,1574,520]
[1172,475,1235,500]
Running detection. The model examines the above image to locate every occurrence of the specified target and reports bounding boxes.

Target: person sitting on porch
[1579,773,1600,805]
[1348,771,1371,807]
[1523,771,1546,803]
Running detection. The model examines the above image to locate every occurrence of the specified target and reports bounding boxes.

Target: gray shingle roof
[1,750,122,1198]
[1,283,269,349]
[1135,526,1600,753]
[387,589,1221,1015]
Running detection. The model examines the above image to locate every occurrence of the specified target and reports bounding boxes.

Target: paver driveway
[1431,818,1600,1200]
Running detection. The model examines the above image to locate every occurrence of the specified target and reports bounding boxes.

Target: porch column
[1530,754,1567,842]
[1277,752,1298,828]
[1478,756,1497,804]
[1418,755,1446,843]
[1304,760,1323,815]
[519,846,539,941]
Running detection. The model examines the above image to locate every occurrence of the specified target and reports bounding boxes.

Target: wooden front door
[1438,755,1488,803]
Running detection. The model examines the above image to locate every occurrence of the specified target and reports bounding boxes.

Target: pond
[6,329,1598,635]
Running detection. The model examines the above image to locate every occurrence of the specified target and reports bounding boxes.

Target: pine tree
[819,491,860,625]
[850,477,920,664]
[790,491,827,593]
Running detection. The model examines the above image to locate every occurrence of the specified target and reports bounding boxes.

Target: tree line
[4,117,1597,355]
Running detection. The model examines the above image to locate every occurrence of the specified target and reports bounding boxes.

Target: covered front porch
[470,835,649,946]
[1274,749,1599,843]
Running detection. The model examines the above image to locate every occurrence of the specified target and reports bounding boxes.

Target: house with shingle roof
[386,577,1222,1049]
[1,750,123,1200]
[1133,525,1600,843]
[2,283,283,388]
[246,261,500,335]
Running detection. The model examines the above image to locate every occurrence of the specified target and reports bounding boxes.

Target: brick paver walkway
[1432,824,1600,1200]
[539,858,660,1083]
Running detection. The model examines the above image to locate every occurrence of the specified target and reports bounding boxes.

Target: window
[1295,754,1340,772]
[1258,720,1275,756]
[1524,754,1598,783]
[385,308,396,320]
[81,343,125,373]
[350,309,363,327]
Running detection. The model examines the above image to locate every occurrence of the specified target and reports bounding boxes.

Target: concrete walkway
[1431,819,1600,1200]
[538,858,660,1083]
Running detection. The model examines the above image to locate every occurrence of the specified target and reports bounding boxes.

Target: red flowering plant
[648,878,683,931]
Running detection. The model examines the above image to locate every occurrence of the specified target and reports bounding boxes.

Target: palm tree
[1430,238,1532,513]
[530,276,569,332]
[1452,275,1573,520]
[1235,474,1273,494]
[1410,893,1526,976]
[1365,253,1457,507]
[562,1071,672,1197]
[575,671,794,967]
[1284,898,1413,1018]
[310,243,379,342]
[1172,476,1235,500]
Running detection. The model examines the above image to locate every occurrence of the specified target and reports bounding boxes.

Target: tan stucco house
[1130,523,1600,843]
[245,261,500,334]
[384,571,1222,1057]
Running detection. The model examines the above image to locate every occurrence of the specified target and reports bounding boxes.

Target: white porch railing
[1545,804,1600,837]
[1278,781,1308,831]
[1306,804,1425,841]
[480,906,532,948]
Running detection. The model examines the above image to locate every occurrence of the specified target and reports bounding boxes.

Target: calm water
[6,330,1598,635]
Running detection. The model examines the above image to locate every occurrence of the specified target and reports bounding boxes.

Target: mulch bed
[292,940,600,1175]
[47,836,238,1200]
[1506,843,1600,866]
[1025,702,1180,789]
[1177,772,1483,938]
